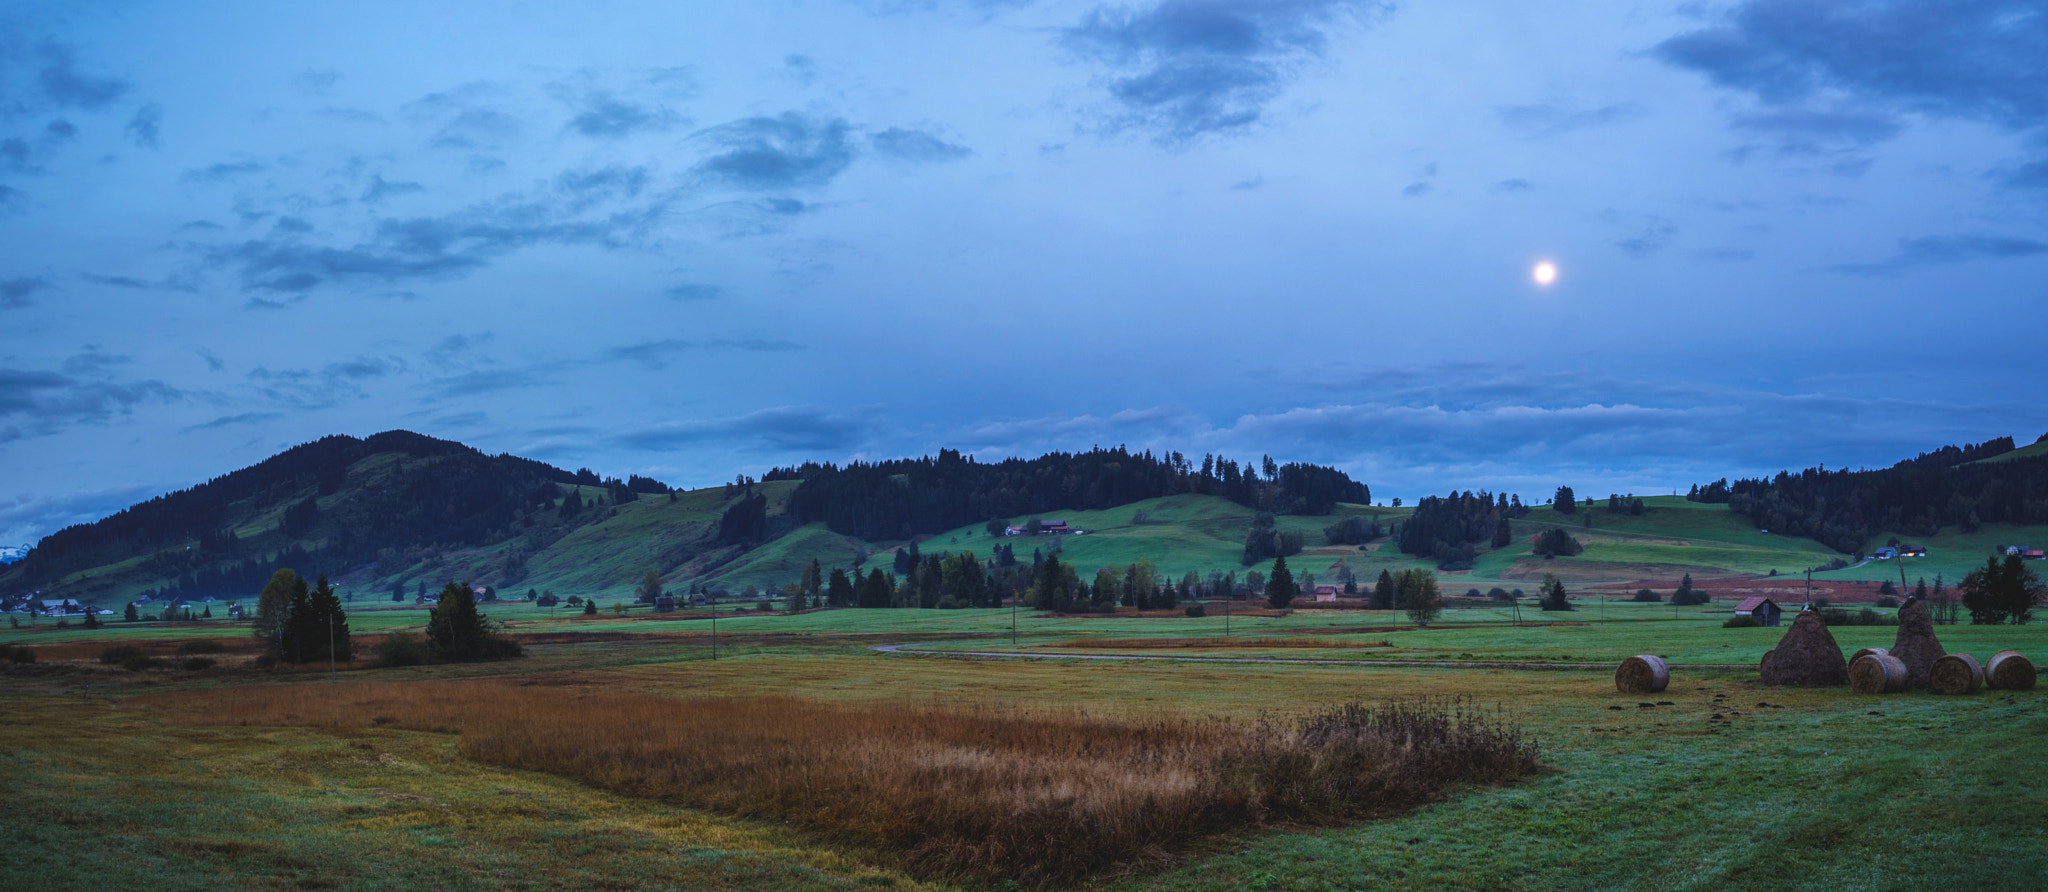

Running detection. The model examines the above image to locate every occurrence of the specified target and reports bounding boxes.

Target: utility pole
[710,591,717,661]
[1011,593,1017,646]
[1224,592,1231,637]
[328,614,335,676]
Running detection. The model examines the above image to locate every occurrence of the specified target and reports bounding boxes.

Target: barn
[1734,596,1783,627]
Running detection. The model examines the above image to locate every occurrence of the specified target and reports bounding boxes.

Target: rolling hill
[6,430,2048,609]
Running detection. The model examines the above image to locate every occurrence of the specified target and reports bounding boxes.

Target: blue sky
[3,0,2046,544]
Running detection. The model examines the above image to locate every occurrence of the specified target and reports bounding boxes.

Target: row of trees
[1396,491,1527,569]
[780,447,1370,542]
[1694,436,2042,553]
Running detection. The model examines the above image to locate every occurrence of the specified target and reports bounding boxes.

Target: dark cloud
[0,184,22,210]
[1608,214,1677,258]
[183,411,285,432]
[554,164,649,209]
[1495,103,1645,138]
[45,119,76,141]
[0,482,167,546]
[604,337,804,369]
[1490,178,1533,193]
[34,41,130,110]
[1656,1,2048,176]
[273,216,313,234]
[79,271,197,292]
[125,103,161,149]
[1833,234,2048,275]
[428,366,559,398]
[198,349,224,372]
[783,54,819,86]
[1061,0,1387,144]
[182,161,265,184]
[246,356,404,409]
[692,112,856,189]
[204,192,666,293]
[0,358,182,436]
[60,349,130,377]
[1400,181,1431,197]
[871,127,971,162]
[361,174,425,204]
[665,283,722,301]
[615,405,881,452]
[2,276,50,308]
[1,137,33,174]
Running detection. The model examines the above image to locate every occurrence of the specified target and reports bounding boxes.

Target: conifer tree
[1265,554,1296,609]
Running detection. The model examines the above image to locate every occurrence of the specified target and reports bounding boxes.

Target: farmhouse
[1311,585,1340,602]
[1901,545,1926,557]
[1040,520,1070,534]
[36,598,84,615]
[1873,547,1898,560]
[1734,596,1783,627]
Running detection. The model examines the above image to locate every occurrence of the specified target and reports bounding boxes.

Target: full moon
[1532,261,1558,286]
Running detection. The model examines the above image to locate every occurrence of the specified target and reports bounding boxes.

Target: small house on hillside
[1734,597,1782,627]
[654,595,676,613]
[1873,547,1898,560]
[1311,585,1340,602]
[36,598,84,615]
[1041,520,1070,534]
[1902,545,1926,557]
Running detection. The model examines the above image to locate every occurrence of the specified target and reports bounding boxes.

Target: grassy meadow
[5,600,2046,890]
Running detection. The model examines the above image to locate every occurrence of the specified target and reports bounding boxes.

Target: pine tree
[826,567,854,607]
[426,581,521,660]
[1539,573,1573,611]
[124,603,139,623]
[301,574,352,662]
[582,599,598,616]
[801,559,822,598]
[1265,554,1295,609]
[282,574,313,664]
[1371,569,1395,610]
[1553,485,1576,514]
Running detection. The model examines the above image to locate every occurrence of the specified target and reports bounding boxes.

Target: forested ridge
[777,447,1369,540]
[1691,435,2048,553]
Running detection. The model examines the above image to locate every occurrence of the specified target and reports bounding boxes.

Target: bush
[1818,607,1898,627]
[252,653,280,669]
[756,600,774,612]
[1723,616,1760,628]
[1488,587,1513,602]
[99,645,145,665]
[181,657,217,671]
[177,639,226,655]
[1632,588,1662,602]
[1876,596,1900,608]
[1184,604,1207,618]
[371,632,430,668]
[3,645,35,664]
[122,655,164,672]
[937,596,963,610]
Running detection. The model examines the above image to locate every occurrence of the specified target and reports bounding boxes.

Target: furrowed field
[4,603,2045,890]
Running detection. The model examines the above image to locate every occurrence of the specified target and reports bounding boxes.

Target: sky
[3,0,2046,546]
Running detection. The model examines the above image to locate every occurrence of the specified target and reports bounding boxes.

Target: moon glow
[1532,261,1558,286]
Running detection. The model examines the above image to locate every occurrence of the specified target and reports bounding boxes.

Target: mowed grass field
[5,604,2046,890]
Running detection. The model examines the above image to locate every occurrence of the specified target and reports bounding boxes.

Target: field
[5,602,2046,890]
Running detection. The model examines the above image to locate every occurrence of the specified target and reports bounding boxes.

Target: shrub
[1876,596,1900,608]
[1723,616,1760,628]
[181,657,217,671]
[177,639,226,655]
[251,653,280,669]
[99,645,145,665]
[756,600,773,612]
[371,632,430,668]
[122,655,164,671]
[1632,588,1662,602]
[1488,587,1513,602]
[937,596,963,610]
[3,645,35,664]
[1184,604,1207,618]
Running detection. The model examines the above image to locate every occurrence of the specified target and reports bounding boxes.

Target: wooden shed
[1734,596,1782,627]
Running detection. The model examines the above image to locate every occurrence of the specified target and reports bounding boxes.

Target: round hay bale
[1986,650,2036,691]
[1851,646,1889,663]
[1849,653,1907,694]
[1616,655,1669,694]
[1759,648,1775,672]
[1930,653,1984,696]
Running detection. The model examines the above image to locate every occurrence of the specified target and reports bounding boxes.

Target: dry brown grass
[1047,637,1396,650]
[142,682,1538,887]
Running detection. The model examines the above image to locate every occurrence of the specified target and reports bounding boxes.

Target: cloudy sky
[3,0,2046,544]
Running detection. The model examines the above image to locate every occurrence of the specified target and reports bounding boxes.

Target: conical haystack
[1889,599,1946,690]
[1760,610,1849,687]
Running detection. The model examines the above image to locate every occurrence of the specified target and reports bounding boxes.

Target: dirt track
[871,642,1749,671]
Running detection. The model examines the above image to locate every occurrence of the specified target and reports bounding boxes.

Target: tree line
[777,447,1369,541]
[1689,435,2045,553]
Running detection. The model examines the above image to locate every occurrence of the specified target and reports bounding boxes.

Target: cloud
[0,184,22,210]
[692,112,856,189]
[245,356,404,409]
[616,405,882,452]
[1656,1,2048,177]
[182,161,265,184]
[428,365,562,398]
[313,106,384,124]
[1495,103,1645,138]
[1230,174,1264,190]
[293,69,340,95]
[360,174,425,204]
[1400,181,1431,197]
[549,68,694,138]
[34,41,130,110]
[79,271,197,292]
[1490,178,1533,193]
[182,411,285,432]
[603,337,804,369]
[0,358,183,438]
[871,127,971,162]
[1061,0,1388,144]
[1697,247,1756,262]
[783,54,819,86]
[2,276,50,308]
[554,164,649,210]
[424,332,492,367]
[1833,234,2048,275]
[125,103,162,148]
[403,85,522,149]
[202,190,667,293]
[1609,215,1677,258]
[0,482,168,547]
[198,348,223,372]
[665,283,722,300]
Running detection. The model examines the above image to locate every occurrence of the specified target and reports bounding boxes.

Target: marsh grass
[1047,637,1396,650]
[146,683,1538,887]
